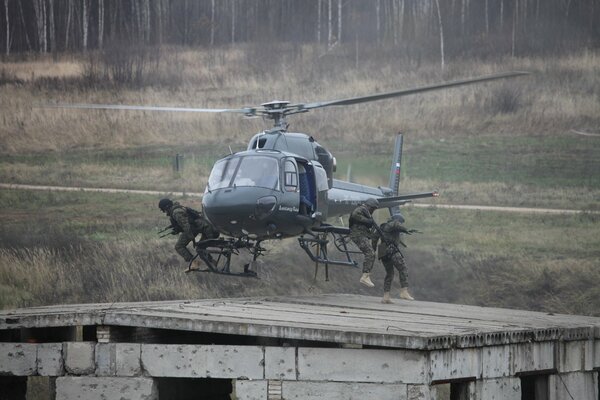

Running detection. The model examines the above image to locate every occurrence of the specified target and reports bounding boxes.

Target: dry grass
[0,47,599,154]
[0,236,376,309]
[0,57,82,81]
[0,162,209,192]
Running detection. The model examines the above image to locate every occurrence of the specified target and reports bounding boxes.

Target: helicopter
[53,71,529,278]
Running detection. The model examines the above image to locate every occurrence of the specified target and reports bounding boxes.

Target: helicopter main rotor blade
[44,103,255,115]
[300,71,530,110]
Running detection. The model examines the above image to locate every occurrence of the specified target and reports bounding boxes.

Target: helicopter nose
[255,196,277,220]
[202,188,278,236]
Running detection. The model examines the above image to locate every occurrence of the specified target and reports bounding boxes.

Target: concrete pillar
[64,342,95,375]
[37,343,64,376]
[265,347,296,380]
[475,377,521,400]
[430,348,480,382]
[56,377,157,400]
[234,380,268,400]
[557,340,596,373]
[0,343,36,375]
[549,372,598,400]
[511,342,555,374]
[407,384,432,400]
[95,343,141,376]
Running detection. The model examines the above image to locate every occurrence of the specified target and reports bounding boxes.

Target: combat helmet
[158,198,173,212]
[364,198,379,209]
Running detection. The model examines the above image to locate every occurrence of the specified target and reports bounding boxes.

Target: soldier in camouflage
[375,216,417,303]
[349,198,379,288]
[158,198,219,271]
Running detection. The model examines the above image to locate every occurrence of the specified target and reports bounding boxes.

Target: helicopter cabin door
[283,158,316,216]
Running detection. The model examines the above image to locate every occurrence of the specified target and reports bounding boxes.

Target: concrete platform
[1,294,599,350]
[1,295,599,400]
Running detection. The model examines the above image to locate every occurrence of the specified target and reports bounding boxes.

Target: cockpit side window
[286,137,315,160]
[250,137,268,149]
[284,159,298,192]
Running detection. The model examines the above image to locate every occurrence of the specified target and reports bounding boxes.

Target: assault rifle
[372,221,421,255]
[158,224,182,238]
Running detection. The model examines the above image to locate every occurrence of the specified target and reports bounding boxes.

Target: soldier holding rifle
[373,216,420,303]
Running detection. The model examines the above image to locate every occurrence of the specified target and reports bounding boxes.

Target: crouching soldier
[349,198,379,288]
[158,198,219,271]
[375,216,418,303]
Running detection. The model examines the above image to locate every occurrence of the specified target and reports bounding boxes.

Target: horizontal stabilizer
[332,179,384,196]
[377,191,439,205]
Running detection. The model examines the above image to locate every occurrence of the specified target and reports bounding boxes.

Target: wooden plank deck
[1,294,599,349]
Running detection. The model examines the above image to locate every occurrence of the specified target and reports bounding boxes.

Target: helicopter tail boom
[387,133,404,220]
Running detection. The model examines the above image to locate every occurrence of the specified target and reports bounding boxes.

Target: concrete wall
[0,340,599,399]
[56,377,157,400]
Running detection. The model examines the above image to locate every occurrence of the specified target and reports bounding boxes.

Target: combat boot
[185,259,204,273]
[359,273,375,288]
[399,287,414,300]
[381,292,393,304]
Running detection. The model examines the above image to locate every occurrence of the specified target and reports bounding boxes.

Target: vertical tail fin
[388,133,405,222]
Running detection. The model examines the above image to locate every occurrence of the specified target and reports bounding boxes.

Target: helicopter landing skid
[187,238,264,278]
[298,225,360,281]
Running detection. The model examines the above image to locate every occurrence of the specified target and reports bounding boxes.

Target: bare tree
[500,0,504,31]
[461,0,466,36]
[49,0,56,55]
[144,0,150,43]
[337,0,342,44]
[328,0,333,48]
[0,0,597,56]
[32,0,47,53]
[65,0,72,50]
[231,0,236,44]
[485,0,489,34]
[210,0,215,45]
[82,0,89,51]
[376,0,380,44]
[4,0,9,55]
[98,0,104,49]
[434,0,445,71]
[17,0,31,51]
[393,0,398,45]
[317,0,322,43]
[512,0,518,56]
[155,0,163,45]
[399,0,405,45]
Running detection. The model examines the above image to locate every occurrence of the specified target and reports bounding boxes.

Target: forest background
[0,0,599,316]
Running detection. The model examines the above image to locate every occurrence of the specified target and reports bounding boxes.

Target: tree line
[1,0,598,59]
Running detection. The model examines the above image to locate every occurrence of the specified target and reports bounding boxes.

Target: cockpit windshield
[208,156,280,190]
[208,157,240,190]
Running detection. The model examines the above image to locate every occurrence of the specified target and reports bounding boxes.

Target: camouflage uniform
[349,204,376,274]
[376,219,411,291]
[167,202,218,262]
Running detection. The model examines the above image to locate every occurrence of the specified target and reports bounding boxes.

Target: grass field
[0,47,598,315]
[2,133,598,209]
[1,189,598,316]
